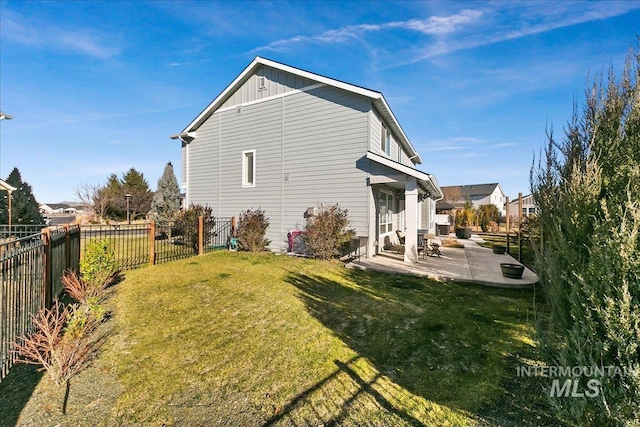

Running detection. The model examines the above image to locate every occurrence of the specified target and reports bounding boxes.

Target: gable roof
[440,183,504,198]
[174,57,423,164]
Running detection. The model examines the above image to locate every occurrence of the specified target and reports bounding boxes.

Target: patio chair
[423,238,441,258]
[395,230,406,254]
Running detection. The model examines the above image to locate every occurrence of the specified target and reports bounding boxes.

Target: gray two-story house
[171,57,443,262]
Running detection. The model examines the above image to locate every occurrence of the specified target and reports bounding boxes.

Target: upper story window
[242,150,256,187]
[385,128,391,156]
[380,123,391,156]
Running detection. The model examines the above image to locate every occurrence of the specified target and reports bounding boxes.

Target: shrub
[12,301,93,386]
[172,204,212,252]
[303,204,355,260]
[455,198,475,227]
[531,47,640,425]
[80,240,119,293]
[237,208,270,252]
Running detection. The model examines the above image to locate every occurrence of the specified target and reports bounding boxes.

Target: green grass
[104,251,554,426]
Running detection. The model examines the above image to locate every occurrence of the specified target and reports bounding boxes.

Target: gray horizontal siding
[186,83,371,252]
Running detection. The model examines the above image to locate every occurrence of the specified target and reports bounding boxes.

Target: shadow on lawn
[0,363,43,425]
[263,355,423,426]
[285,268,559,426]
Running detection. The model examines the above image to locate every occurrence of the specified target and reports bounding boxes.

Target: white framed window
[242,150,256,187]
[380,123,387,154]
[379,190,394,235]
[386,129,391,156]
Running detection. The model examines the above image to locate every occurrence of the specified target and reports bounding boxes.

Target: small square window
[242,150,255,187]
[258,76,266,91]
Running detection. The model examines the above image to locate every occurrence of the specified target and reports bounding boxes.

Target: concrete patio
[346,235,538,289]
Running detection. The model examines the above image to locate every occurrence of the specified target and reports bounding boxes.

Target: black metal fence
[0,226,80,381]
[81,224,150,270]
[0,224,47,240]
[82,217,235,270]
[1,217,233,382]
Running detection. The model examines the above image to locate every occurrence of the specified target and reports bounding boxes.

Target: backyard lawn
[1,251,557,426]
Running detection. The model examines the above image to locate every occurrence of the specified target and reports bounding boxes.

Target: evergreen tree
[104,173,124,220]
[531,46,640,425]
[121,168,153,221]
[0,168,44,226]
[150,162,180,224]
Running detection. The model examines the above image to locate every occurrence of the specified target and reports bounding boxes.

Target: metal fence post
[149,221,156,266]
[42,228,52,308]
[198,216,204,256]
[64,224,70,270]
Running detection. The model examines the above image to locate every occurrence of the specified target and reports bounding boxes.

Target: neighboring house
[39,203,81,214]
[440,183,506,217]
[171,57,443,262]
[508,194,538,218]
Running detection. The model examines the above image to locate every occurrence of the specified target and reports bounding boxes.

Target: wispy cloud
[423,137,486,151]
[1,9,121,58]
[252,2,639,64]
[253,9,482,53]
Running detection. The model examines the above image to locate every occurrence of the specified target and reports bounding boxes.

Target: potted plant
[500,263,525,279]
[454,198,474,239]
[492,244,506,254]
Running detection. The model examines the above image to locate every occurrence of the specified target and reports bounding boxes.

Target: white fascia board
[0,179,16,193]
[182,57,264,133]
[366,151,442,199]
[373,98,423,165]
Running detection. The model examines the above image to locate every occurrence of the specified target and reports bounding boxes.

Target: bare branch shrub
[237,208,270,252]
[303,204,355,260]
[12,301,93,386]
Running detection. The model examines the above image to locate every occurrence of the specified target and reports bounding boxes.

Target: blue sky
[0,1,638,203]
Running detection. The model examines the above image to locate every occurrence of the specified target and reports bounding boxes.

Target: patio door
[398,199,405,232]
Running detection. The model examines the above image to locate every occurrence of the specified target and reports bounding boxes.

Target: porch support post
[404,176,419,263]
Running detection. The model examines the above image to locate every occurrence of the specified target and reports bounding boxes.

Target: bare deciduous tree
[75,183,112,222]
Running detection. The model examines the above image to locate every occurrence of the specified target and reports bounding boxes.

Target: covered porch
[366,152,443,263]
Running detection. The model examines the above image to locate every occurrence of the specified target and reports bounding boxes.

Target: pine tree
[150,162,181,225]
[0,168,44,226]
[121,168,153,221]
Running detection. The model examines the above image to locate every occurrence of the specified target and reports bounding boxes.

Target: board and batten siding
[220,65,315,110]
[184,82,371,252]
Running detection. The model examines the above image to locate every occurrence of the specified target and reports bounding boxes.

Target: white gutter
[366,151,443,200]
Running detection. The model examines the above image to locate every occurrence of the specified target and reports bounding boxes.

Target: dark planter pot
[492,245,506,254]
[455,227,472,239]
[500,263,524,279]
